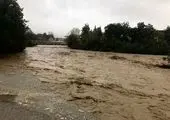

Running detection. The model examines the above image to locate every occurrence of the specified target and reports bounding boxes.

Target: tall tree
[89,26,103,50]
[70,28,80,35]
[80,24,90,49]
[0,0,27,53]
[165,27,170,63]
[165,27,170,47]
[104,23,130,51]
[66,28,80,49]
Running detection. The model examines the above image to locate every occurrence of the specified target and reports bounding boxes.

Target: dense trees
[66,28,80,49]
[0,0,28,53]
[164,27,170,63]
[89,26,103,50]
[25,29,37,47]
[66,23,170,56]
[36,32,54,41]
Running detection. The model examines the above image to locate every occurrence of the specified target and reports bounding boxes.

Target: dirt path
[0,45,169,120]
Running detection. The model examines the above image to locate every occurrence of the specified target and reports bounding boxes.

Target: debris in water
[78,109,84,113]
[0,94,17,102]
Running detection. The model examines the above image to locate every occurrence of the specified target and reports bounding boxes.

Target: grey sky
[18,0,170,37]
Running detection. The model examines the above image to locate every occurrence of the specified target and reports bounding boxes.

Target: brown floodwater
[0,45,169,120]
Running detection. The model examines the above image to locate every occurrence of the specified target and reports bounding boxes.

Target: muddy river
[0,45,169,120]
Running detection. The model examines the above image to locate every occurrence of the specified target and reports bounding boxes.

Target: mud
[0,45,169,120]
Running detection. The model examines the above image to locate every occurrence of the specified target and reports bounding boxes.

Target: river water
[0,45,96,120]
[0,45,169,120]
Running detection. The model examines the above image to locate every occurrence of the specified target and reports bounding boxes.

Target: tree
[66,28,81,49]
[48,32,54,39]
[88,26,103,50]
[25,29,37,47]
[25,29,37,40]
[66,22,169,55]
[104,23,130,51]
[70,28,80,35]
[66,34,80,49]
[165,27,170,48]
[129,23,161,54]
[0,0,28,53]
[80,24,90,49]
[164,27,170,63]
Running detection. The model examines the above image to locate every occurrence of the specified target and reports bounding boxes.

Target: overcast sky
[18,0,170,37]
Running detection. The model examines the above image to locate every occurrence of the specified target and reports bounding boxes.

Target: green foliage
[25,29,37,47]
[66,22,170,55]
[36,32,54,41]
[0,0,27,53]
[104,23,130,51]
[80,24,91,49]
[165,27,170,46]
[66,30,81,49]
[165,27,170,63]
[89,26,103,50]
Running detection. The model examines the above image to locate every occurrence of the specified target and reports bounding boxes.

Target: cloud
[18,0,170,37]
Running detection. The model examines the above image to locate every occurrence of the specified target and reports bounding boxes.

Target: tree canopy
[66,23,170,55]
[0,0,27,53]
